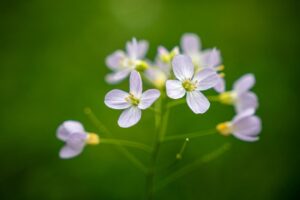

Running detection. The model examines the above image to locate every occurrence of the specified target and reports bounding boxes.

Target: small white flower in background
[216,109,261,142]
[157,46,179,70]
[181,33,225,93]
[144,67,168,89]
[219,73,258,113]
[57,121,99,159]
[105,71,161,128]
[105,38,149,84]
[166,55,219,114]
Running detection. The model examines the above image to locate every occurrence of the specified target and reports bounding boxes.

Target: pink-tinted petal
[118,107,141,128]
[166,80,186,99]
[233,109,255,123]
[186,91,210,114]
[105,68,131,84]
[57,121,84,141]
[234,115,261,136]
[181,33,201,54]
[66,133,87,148]
[126,38,148,59]
[236,92,258,113]
[172,55,194,81]
[201,48,221,68]
[105,50,125,70]
[138,89,160,110]
[193,68,219,91]
[214,77,225,93]
[158,46,168,55]
[104,89,131,109]
[59,145,83,159]
[130,71,142,98]
[233,74,255,94]
[232,133,259,142]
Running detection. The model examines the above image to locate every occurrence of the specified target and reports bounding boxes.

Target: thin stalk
[145,94,169,200]
[207,95,220,102]
[163,129,216,142]
[84,107,148,173]
[167,99,185,108]
[100,138,152,153]
[156,143,231,191]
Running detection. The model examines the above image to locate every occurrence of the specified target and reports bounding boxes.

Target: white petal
[232,109,255,123]
[172,55,194,81]
[57,121,84,141]
[104,89,131,109]
[118,107,142,128]
[201,48,221,68]
[126,38,148,59]
[181,33,201,54]
[138,89,160,109]
[193,68,219,91]
[105,69,131,84]
[214,77,225,93]
[233,74,255,94]
[232,133,259,142]
[186,91,210,114]
[166,80,186,99]
[59,145,83,159]
[232,115,261,141]
[105,50,125,70]
[130,71,142,98]
[236,92,258,113]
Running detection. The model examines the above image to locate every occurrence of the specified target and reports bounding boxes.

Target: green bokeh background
[1,0,299,199]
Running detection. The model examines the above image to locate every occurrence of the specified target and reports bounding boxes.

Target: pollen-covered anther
[216,65,225,71]
[126,93,140,106]
[86,133,100,145]
[216,122,232,136]
[182,80,197,92]
[219,72,225,78]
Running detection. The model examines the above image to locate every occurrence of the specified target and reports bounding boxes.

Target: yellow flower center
[219,91,237,105]
[135,60,149,72]
[126,93,140,106]
[216,122,232,136]
[182,80,197,92]
[86,133,100,145]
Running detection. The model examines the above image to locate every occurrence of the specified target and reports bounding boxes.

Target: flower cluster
[56,33,261,159]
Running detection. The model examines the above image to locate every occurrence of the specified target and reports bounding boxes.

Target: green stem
[145,94,169,200]
[163,129,216,142]
[100,138,152,153]
[167,99,186,108]
[156,143,231,191]
[84,107,148,173]
[207,95,220,102]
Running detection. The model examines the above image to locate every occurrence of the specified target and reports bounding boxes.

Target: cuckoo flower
[105,38,149,84]
[145,67,168,89]
[105,71,160,128]
[219,74,258,113]
[217,109,261,142]
[166,55,219,114]
[181,33,225,92]
[57,121,99,159]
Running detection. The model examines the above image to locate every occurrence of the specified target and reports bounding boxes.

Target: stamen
[135,60,149,72]
[216,65,225,71]
[126,94,140,106]
[182,80,197,92]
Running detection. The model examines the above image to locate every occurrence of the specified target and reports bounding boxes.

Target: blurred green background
[0,0,299,199]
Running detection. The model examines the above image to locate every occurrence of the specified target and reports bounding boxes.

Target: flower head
[105,71,160,128]
[166,55,219,114]
[217,109,261,142]
[105,38,149,84]
[181,33,225,93]
[57,121,99,159]
[219,74,258,113]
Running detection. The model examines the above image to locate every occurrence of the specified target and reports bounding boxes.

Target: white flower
[181,33,225,92]
[105,38,149,84]
[166,55,219,114]
[105,71,160,128]
[216,109,261,142]
[219,74,258,113]
[57,121,99,159]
